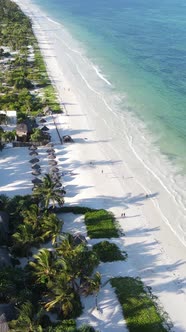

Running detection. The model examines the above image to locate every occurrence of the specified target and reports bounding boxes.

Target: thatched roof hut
[16,123,28,140]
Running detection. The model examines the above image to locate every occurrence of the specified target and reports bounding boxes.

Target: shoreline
[6,0,186,330]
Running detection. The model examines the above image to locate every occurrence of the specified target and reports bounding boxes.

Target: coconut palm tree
[29,248,56,285]
[12,223,35,257]
[41,212,63,244]
[9,301,43,332]
[44,274,80,317]
[33,174,64,209]
[21,204,40,229]
[55,234,99,293]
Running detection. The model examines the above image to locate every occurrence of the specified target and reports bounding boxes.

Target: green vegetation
[43,85,61,113]
[111,277,170,332]
[93,240,127,262]
[55,205,96,214]
[85,209,119,238]
[0,178,101,330]
[0,0,62,149]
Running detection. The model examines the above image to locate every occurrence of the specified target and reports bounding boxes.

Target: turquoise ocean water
[33,0,186,173]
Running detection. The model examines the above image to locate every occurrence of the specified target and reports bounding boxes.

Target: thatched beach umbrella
[46,148,55,153]
[52,175,61,183]
[48,160,57,166]
[51,171,60,178]
[32,178,42,185]
[39,118,47,123]
[46,142,54,147]
[29,158,39,164]
[51,167,59,173]
[29,145,37,151]
[32,164,41,170]
[55,182,62,188]
[32,169,41,176]
[29,151,38,156]
[41,125,49,131]
[48,154,56,159]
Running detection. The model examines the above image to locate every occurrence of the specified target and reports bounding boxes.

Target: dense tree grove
[0,174,100,331]
[0,0,61,142]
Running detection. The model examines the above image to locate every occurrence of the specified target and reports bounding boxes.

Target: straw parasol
[52,175,61,182]
[55,182,62,188]
[32,178,42,185]
[32,164,41,170]
[29,158,39,164]
[41,125,49,131]
[48,154,56,159]
[46,148,55,153]
[51,167,59,173]
[39,118,46,123]
[29,145,37,150]
[46,142,54,147]
[48,160,57,166]
[32,169,41,176]
[29,151,38,156]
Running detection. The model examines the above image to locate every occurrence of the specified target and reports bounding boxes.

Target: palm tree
[12,223,35,257]
[41,212,63,244]
[29,248,56,285]
[55,234,99,293]
[81,272,101,310]
[8,301,43,332]
[33,174,64,209]
[21,204,40,229]
[44,274,79,317]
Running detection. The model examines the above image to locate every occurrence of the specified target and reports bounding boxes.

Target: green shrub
[111,277,170,332]
[85,210,119,238]
[55,205,95,214]
[93,241,127,262]
[46,319,76,332]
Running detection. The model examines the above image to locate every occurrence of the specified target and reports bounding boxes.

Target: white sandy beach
[1,0,186,330]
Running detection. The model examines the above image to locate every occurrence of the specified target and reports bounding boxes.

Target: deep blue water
[34,0,186,171]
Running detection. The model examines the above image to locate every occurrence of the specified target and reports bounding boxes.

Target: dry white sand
[3,1,186,330]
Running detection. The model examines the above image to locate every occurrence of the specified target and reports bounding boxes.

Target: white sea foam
[92,65,112,86]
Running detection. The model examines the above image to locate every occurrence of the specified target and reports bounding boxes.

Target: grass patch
[85,210,119,238]
[93,240,127,262]
[111,277,170,332]
[43,85,62,113]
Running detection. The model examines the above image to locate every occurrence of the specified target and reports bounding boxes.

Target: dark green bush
[93,241,127,262]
